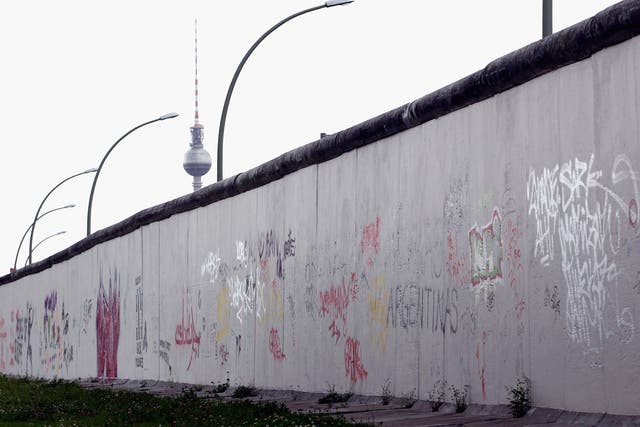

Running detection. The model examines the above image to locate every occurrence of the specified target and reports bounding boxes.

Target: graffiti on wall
[468,208,503,286]
[135,276,148,369]
[269,327,286,360]
[386,284,459,334]
[40,291,74,375]
[367,275,389,350]
[527,153,637,353]
[344,336,367,384]
[11,304,34,375]
[97,270,120,379]
[319,273,358,343]
[175,290,201,371]
[159,339,172,375]
[0,317,6,371]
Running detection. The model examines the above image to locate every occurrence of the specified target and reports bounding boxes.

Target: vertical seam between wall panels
[314,164,319,390]
[354,148,359,393]
[141,228,144,383]
[157,224,161,383]
[254,193,258,387]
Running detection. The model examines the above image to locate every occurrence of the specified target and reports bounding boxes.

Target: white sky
[0,0,622,272]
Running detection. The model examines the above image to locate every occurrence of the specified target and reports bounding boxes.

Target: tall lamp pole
[86,112,179,236]
[15,204,75,271]
[26,231,66,266]
[543,0,552,37]
[216,0,355,181]
[28,169,97,265]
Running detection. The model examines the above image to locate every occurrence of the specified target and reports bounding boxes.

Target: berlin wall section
[0,29,639,416]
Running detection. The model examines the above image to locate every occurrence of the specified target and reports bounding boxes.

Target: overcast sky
[0,0,621,272]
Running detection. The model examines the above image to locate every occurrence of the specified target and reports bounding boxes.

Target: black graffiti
[284,229,296,259]
[235,334,241,361]
[544,285,561,314]
[387,285,458,334]
[159,339,172,375]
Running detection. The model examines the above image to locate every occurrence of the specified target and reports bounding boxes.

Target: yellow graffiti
[367,275,389,351]
[216,287,230,341]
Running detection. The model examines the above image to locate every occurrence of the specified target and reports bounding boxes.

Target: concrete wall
[1,27,640,417]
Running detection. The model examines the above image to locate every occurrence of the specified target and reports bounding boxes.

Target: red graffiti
[446,230,469,286]
[175,297,201,370]
[319,274,358,342]
[344,336,367,384]
[0,316,6,371]
[96,274,120,379]
[361,217,381,267]
[630,199,638,226]
[269,328,286,360]
[328,320,341,343]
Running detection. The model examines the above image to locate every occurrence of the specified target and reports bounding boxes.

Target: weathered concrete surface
[1,2,640,418]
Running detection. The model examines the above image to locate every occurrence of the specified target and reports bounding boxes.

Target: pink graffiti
[269,328,286,360]
[97,273,120,379]
[361,217,381,268]
[175,297,201,370]
[344,336,367,384]
[446,230,470,287]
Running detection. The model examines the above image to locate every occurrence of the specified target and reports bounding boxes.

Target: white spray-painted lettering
[527,153,636,352]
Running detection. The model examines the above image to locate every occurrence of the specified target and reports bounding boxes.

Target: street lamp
[86,113,179,236]
[216,0,355,181]
[28,169,97,265]
[26,231,66,266]
[15,204,75,271]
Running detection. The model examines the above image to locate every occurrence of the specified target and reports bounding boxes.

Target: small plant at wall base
[381,378,393,405]
[318,384,353,404]
[507,377,531,417]
[232,384,258,398]
[450,384,470,413]
[399,389,417,409]
[428,380,447,412]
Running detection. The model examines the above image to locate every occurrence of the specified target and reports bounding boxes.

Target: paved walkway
[77,379,639,426]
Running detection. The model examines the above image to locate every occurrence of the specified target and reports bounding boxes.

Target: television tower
[183,19,212,191]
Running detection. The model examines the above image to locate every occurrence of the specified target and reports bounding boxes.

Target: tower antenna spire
[194,18,200,124]
[183,17,212,192]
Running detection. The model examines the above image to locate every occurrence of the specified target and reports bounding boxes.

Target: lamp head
[325,0,354,6]
[159,112,179,120]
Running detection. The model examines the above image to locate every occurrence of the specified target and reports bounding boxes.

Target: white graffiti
[527,153,637,351]
[527,164,559,266]
[236,240,248,267]
[227,270,265,323]
[201,251,221,284]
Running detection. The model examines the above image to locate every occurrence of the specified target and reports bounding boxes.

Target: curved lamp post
[15,204,75,271]
[26,231,66,266]
[216,0,355,181]
[28,169,97,265]
[86,112,179,236]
